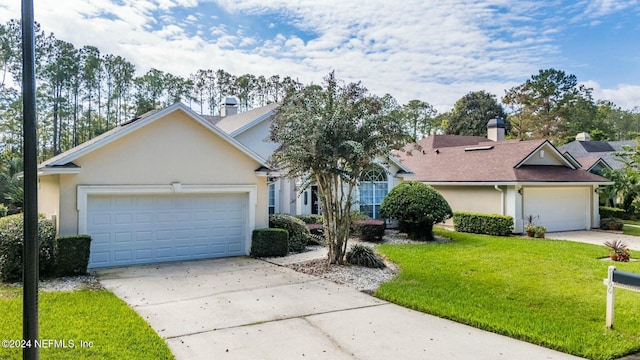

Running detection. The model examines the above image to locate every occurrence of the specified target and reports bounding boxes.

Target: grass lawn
[0,285,174,359]
[376,228,640,360]
[623,224,640,237]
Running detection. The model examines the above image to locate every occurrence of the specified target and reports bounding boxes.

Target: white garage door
[523,187,590,232]
[87,193,247,268]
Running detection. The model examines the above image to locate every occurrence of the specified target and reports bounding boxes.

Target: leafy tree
[269,72,406,264]
[235,73,256,111]
[502,68,595,143]
[610,141,640,212]
[445,90,506,136]
[400,99,438,141]
[595,101,640,140]
[380,182,452,241]
[134,68,166,116]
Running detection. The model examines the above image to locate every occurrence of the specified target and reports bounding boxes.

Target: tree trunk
[316,173,354,265]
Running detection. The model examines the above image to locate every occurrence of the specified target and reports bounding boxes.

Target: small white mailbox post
[603,265,640,329]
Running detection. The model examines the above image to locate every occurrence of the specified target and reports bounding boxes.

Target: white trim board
[77,184,258,256]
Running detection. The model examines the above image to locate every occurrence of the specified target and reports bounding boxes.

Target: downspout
[494,185,504,215]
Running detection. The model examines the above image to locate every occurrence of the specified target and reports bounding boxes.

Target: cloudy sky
[1,0,638,111]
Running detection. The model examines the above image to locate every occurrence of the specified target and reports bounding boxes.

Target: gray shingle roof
[558,140,637,170]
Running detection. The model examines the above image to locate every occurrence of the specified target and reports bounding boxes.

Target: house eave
[38,167,81,175]
[254,166,281,177]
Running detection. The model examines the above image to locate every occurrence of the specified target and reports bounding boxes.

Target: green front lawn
[0,286,174,359]
[376,229,640,360]
[623,224,640,236]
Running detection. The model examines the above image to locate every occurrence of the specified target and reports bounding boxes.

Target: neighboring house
[559,132,636,171]
[393,120,613,233]
[37,103,275,268]
[214,100,413,219]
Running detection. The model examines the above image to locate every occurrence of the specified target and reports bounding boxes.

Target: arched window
[359,167,388,219]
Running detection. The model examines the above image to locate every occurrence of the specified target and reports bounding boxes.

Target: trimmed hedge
[453,212,514,236]
[295,214,323,224]
[352,219,385,242]
[250,228,289,257]
[269,214,310,252]
[600,217,624,231]
[0,213,56,282]
[55,235,92,276]
[599,206,627,220]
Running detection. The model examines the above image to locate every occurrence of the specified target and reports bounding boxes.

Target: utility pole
[22,0,39,358]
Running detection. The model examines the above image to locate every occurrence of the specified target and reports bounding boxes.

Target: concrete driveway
[546,229,640,250]
[97,257,580,360]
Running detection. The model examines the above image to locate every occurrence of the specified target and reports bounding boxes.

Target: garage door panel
[87,193,248,268]
[114,232,132,243]
[114,250,133,262]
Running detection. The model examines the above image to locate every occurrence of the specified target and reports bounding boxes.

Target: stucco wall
[432,185,503,215]
[37,174,60,230]
[235,120,279,161]
[54,111,268,235]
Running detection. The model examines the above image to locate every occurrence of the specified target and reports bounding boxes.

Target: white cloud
[0,0,637,111]
[580,0,639,18]
[583,81,640,111]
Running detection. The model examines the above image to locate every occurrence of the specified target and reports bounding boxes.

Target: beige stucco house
[37,103,274,268]
[393,120,613,233]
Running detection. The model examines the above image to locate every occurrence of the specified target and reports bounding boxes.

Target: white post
[606,266,616,329]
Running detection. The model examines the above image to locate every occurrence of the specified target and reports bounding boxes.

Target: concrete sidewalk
[98,257,580,360]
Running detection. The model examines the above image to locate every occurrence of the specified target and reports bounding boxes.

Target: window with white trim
[268,183,276,214]
[359,167,388,219]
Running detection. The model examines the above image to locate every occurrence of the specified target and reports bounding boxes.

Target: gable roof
[215,102,279,136]
[576,156,612,173]
[39,102,271,173]
[394,135,611,184]
[558,140,636,170]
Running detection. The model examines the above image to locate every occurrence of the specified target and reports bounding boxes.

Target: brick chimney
[220,97,238,117]
[487,118,505,142]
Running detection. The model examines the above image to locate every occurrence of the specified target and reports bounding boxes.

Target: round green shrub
[380,182,452,241]
[0,204,8,218]
[346,244,385,268]
[269,213,310,252]
[0,213,56,282]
